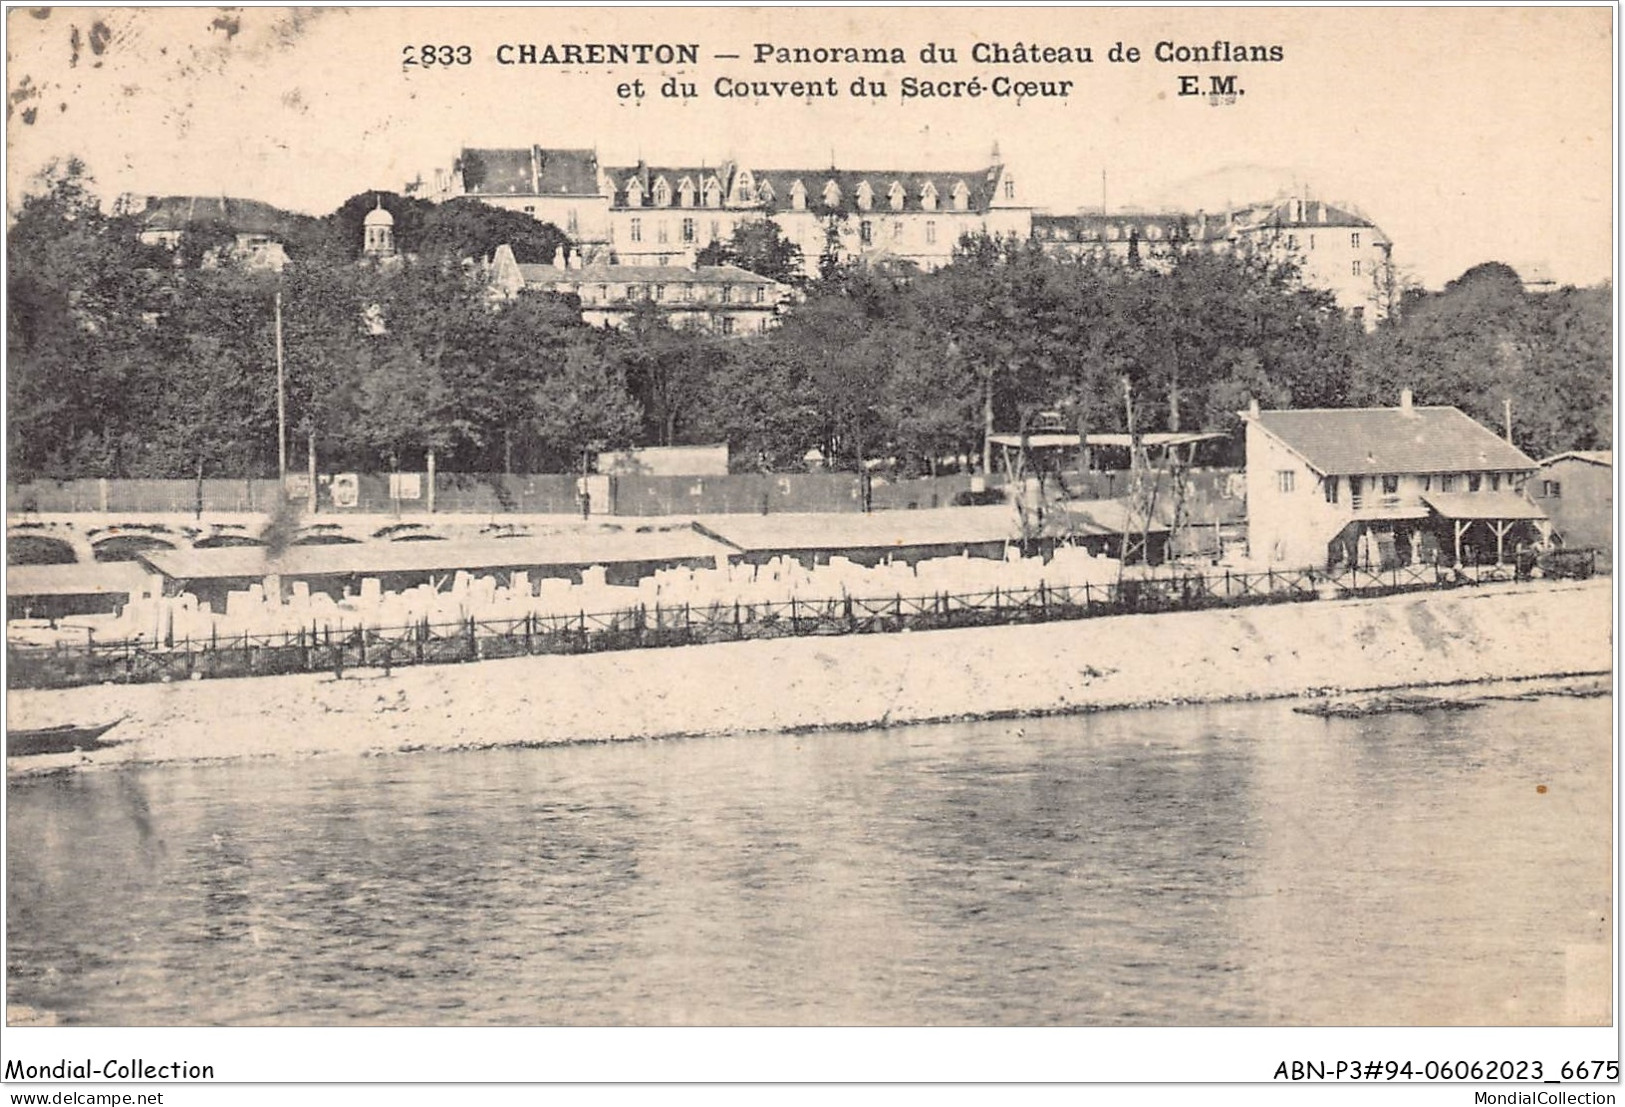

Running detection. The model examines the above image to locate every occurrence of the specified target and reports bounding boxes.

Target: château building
[415,145,1028,277]
[413,145,1392,321]
[486,245,793,335]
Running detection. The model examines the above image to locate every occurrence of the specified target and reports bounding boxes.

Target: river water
[6,694,1612,1026]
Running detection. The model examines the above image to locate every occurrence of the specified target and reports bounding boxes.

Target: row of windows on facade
[621,216,944,246]
[581,310,760,335]
[1275,470,1528,497]
[560,282,771,304]
[1281,232,1363,250]
[612,175,1007,212]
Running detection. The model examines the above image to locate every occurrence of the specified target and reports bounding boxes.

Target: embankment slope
[7,579,1611,773]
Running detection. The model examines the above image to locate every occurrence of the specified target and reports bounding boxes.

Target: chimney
[1247,397,1261,419]
[1400,388,1414,413]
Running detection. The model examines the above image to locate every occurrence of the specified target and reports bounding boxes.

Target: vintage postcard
[3,4,1615,1097]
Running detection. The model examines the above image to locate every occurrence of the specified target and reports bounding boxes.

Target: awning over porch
[1421,493,1548,521]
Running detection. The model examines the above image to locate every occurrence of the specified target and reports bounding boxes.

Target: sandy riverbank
[7,577,1612,776]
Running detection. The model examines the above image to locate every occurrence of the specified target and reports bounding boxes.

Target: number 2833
[403,45,473,66]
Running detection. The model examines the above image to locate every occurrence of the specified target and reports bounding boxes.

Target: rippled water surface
[7,695,1612,1025]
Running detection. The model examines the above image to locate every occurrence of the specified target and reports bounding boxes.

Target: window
[523,204,536,215]
[1276,470,1296,494]
[1350,232,1361,248]
[596,284,609,301]
[630,218,642,243]
[1004,177,1015,200]
[710,220,721,241]
[888,182,905,211]
[1324,477,1339,504]
[657,221,669,244]
[1351,260,1362,277]
[790,180,807,210]
[654,284,665,301]
[567,210,579,236]
[721,285,733,303]
[1287,234,1297,250]
[653,178,671,207]
[1543,479,1562,498]
[856,181,873,211]
[1382,475,1399,495]
[951,181,970,211]
[719,316,735,335]
[1308,234,1315,249]
[920,182,938,211]
[860,220,873,245]
[925,221,937,245]
[893,220,904,242]
[1468,473,1482,493]
[1440,474,1457,492]
[682,218,695,243]
[753,286,765,304]
[658,255,669,267]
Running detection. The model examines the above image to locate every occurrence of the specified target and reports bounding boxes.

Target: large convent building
[410,145,1392,321]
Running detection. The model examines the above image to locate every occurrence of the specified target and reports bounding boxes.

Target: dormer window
[822,180,842,208]
[887,181,906,211]
[652,177,671,207]
[625,178,644,207]
[1004,176,1015,200]
[919,181,938,211]
[755,180,774,204]
[677,178,696,207]
[790,180,807,211]
[703,177,722,208]
[950,181,969,211]
[856,181,874,211]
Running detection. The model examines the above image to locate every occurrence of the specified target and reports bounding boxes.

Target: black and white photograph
[2,4,1616,1099]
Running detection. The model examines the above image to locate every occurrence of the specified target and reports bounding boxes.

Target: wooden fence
[7,552,1596,691]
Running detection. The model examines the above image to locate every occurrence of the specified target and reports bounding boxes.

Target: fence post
[790,596,798,634]
[525,612,534,654]
[734,599,743,640]
[1084,581,1092,612]
[1038,580,1048,619]
[845,594,855,631]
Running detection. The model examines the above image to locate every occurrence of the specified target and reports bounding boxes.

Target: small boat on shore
[7,718,126,758]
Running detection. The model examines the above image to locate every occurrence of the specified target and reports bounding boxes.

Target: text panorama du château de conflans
[490,41,1287,66]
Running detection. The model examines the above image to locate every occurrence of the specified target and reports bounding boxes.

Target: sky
[4,5,1615,289]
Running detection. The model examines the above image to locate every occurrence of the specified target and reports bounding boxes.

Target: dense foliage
[7,160,1611,481]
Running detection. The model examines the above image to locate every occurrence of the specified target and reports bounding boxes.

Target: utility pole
[275,290,287,484]
[1504,397,1514,444]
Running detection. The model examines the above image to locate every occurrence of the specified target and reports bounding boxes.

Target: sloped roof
[1033,212,1228,245]
[8,561,156,598]
[697,505,1018,553]
[1539,450,1613,467]
[1421,492,1547,521]
[520,262,782,287]
[605,164,729,208]
[138,196,297,236]
[1231,199,1388,242]
[457,147,601,197]
[138,532,731,582]
[1252,406,1537,476]
[749,166,1000,215]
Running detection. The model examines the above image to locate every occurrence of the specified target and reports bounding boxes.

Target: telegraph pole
[275,290,287,483]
